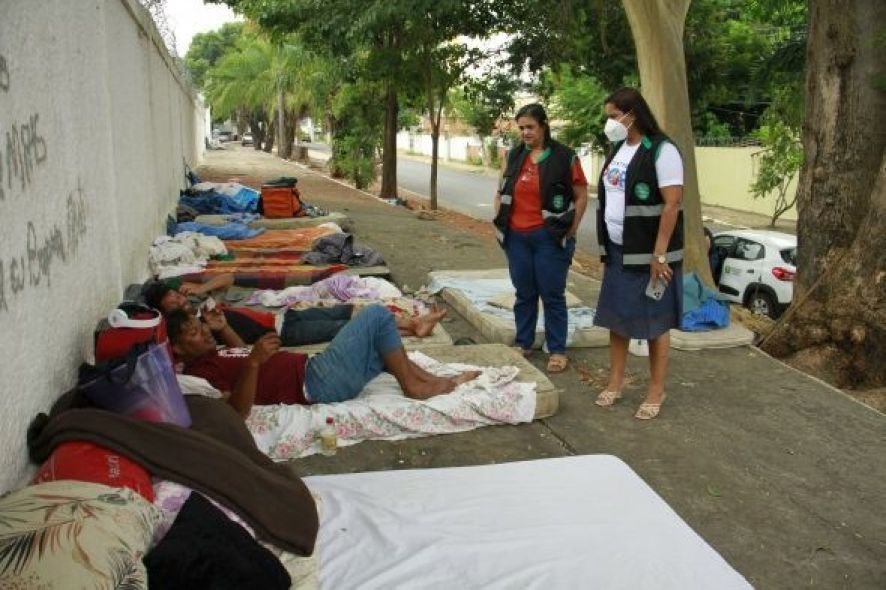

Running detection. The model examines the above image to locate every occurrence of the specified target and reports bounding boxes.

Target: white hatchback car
[711,229,797,318]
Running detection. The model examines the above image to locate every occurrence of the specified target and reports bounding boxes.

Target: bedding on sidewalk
[427,273,597,346]
[27,396,318,555]
[246,351,536,460]
[181,264,348,289]
[304,455,751,590]
[244,275,404,307]
[224,227,340,254]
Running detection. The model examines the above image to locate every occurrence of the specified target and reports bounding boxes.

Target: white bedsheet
[304,455,751,590]
[247,352,536,460]
[426,276,596,346]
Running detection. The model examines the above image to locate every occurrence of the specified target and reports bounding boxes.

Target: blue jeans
[279,305,353,346]
[505,228,575,353]
[303,305,402,403]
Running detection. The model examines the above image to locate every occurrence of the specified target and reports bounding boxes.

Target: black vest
[596,134,684,268]
[493,140,577,246]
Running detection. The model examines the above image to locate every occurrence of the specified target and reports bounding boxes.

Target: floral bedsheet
[246,351,537,461]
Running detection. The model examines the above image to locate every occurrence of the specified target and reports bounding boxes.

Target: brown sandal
[546,354,569,373]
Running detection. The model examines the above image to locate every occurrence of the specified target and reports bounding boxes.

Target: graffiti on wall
[0,55,8,92]
[0,55,89,313]
[0,182,88,313]
[0,54,49,202]
[1,114,49,201]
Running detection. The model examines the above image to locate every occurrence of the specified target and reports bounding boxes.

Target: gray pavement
[201,146,881,589]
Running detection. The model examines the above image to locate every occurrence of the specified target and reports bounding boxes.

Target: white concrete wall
[398,132,798,221]
[696,146,798,221]
[0,0,205,493]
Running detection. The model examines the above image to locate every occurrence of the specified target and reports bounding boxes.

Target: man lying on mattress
[144,277,446,348]
[167,305,480,417]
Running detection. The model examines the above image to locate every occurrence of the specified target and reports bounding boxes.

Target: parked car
[241,132,254,146]
[217,130,234,142]
[711,229,797,318]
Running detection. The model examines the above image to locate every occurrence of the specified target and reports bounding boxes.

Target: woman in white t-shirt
[592,87,684,420]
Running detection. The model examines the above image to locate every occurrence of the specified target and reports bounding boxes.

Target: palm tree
[204,32,320,158]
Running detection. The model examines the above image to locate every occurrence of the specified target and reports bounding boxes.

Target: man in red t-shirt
[168,306,479,417]
[145,280,446,349]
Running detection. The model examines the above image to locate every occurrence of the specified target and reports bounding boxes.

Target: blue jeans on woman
[505,227,575,353]
[303,305,402,403]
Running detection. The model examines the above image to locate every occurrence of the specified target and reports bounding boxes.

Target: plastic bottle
[319,416,338,456]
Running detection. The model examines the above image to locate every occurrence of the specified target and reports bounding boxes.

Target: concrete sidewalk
[199,147,886,589]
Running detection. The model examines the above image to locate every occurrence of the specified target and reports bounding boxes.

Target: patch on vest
[552,194,566,211]
[634,182,651,201]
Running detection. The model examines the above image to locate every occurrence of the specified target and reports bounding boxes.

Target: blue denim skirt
[593,243,682,340]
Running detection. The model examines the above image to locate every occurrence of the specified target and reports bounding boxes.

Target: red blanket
[224,227,337,253]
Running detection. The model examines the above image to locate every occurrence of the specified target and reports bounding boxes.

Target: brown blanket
[27,396,318,555]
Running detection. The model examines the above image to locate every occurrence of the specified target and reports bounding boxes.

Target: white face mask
[604,112,632,142]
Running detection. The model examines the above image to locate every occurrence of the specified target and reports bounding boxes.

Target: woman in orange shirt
[492,104,589,372]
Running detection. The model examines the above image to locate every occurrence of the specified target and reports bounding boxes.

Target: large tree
[449,73,519,167]
[185,22,244,89]
[762,0,886,389]
[405,1,500,209]
[621,0,710,282]
[210,0,412,199]
[201,29,319,159]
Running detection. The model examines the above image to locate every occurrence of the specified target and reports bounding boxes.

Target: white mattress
[304,455,751,590]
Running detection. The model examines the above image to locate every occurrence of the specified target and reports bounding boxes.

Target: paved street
[303,143,602,248]
[301,143,794,252]
[397,157,601,249]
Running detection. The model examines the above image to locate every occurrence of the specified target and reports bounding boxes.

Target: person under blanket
[144,278,446,348]
[167,305,480,417]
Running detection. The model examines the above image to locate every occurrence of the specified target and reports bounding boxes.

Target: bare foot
[450,370,481,387]
[404,370,479,400]
[411,305,448,338]
[404,376,455,399]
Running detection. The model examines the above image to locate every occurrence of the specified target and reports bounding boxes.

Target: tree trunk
[248,112,264,151]
[279,110,295,160]
[277,86,286,157]
[478,134,489,167]
[264,119,276,153]
[325,113,334,146]
[430,123,440,210]
[762,0,886,389]
[380,86,399,199]
[621,0,711,285]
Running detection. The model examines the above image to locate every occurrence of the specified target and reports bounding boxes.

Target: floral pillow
[0,480,163,589]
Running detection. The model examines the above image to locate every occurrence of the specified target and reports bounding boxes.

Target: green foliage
[545,66,607,148]
[750,118,803,225]
[185,22,244,89]
[449,73,519,139]
[203,33,274,120]
[504,0,806,139]
[486,138,502,169]
[397,107,422,131]
[696,112,734,140]
[329,82,385,188]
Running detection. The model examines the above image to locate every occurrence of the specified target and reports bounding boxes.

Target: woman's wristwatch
[655,253,667,264]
